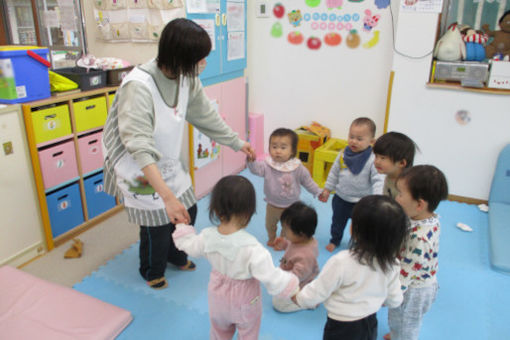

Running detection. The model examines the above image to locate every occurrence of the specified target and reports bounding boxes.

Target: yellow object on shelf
[73,96,107,132]
[313,138,348,187]
[295,122,331,175]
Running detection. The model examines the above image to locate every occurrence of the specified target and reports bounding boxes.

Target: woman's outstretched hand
[240,142,256,161]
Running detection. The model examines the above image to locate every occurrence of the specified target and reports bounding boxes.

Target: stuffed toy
[482,10,510,58]
[463,29,488,61]
[434,23,466,61]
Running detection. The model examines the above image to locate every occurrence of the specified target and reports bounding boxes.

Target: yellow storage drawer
[31,104,72,144]
[108,93,115,109]
[73,96,107,132]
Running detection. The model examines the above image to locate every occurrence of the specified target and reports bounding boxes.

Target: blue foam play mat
[74,170,510,339]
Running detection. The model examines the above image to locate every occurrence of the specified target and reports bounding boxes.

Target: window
[440,0,510,36]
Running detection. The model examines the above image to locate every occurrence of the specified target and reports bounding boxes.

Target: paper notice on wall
[193,19,216,51]
[401,0,443,13]
[227,31,244,60]
[226,2,244,32]
[187,0,208,13]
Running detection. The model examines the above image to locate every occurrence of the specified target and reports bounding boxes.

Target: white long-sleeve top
[173,224,299,297]
[296,250,403,322]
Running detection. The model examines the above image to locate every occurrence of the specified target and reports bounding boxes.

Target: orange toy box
[294,122,331,175]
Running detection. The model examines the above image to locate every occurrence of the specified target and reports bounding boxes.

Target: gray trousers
[388,282,438,340]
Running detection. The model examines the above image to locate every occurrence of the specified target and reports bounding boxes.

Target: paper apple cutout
[324,32,342,46]
[288,31,304,45]
[273,3,285,18]
[307,36,322,50]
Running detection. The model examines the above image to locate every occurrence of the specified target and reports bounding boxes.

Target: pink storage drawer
[78,131,104,174]
[38,140,79,189]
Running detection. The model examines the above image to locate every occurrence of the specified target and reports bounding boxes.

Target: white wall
[247,1,395,149]
[388,10,510,200]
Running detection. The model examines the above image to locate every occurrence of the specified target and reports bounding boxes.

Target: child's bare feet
[267,239,275,247]
[383,333,391,340]
[325,243,336,252]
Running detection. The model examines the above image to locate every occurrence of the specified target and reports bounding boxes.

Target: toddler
[247,128,322,247]
[293,195,409,340]
[319,117,384,252]
[373,131,417,199]
[385,165,448,340]
[172,175,299,340]
[272,201,320,313]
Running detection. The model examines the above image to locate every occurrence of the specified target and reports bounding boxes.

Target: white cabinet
[0,104,44,266]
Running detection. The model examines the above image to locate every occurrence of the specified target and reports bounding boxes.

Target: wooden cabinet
[187,0,247,86]
[0,104,45,266]
[190,77,247,199]
[187,1,248,198]
[22,87,121,250]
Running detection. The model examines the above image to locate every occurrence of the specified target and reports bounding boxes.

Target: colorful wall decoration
[269,0,384,51]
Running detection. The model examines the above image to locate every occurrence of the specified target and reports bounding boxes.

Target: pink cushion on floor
[0,266,132,339]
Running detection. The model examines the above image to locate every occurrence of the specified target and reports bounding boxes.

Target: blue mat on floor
[74,169,510,339]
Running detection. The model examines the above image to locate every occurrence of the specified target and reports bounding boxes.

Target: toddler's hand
[319,189,330,202]
[291,294,299,306]
[273,237,286,251]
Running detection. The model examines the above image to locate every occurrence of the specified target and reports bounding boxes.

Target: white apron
[113,67,191,210]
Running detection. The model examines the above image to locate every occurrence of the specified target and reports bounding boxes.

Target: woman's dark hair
[157,18,211,78]
[209,175,256,226]
[349,195,409,273]
[373,131,418,168]
[398,165,449,212]
[280,201,317,239]
[269,128,299,158]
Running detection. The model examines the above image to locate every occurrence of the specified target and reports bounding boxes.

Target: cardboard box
[488,61,510,89]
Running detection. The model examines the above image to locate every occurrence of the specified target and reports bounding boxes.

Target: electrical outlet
[256,1,270,18]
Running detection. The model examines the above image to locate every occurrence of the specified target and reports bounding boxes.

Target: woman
[102,18,255,289]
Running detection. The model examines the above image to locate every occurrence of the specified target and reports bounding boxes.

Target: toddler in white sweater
[293,195,408,340]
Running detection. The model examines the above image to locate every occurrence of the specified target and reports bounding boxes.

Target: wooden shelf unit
[22,87,120,250]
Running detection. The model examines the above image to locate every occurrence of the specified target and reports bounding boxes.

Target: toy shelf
[426,82,510,95]
[22,87,121,250]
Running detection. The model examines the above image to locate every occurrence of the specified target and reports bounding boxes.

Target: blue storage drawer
[46,182,84,238]
[84,172,116,219]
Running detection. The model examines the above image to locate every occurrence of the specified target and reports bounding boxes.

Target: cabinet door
[221,77,246,176]
[187,9,222,80]
[220,0,247,75]
[192,82,224,199]
[0,105,43,265]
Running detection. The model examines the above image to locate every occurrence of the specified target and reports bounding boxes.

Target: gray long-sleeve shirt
[324,152,385,203]
[103,60,244,226]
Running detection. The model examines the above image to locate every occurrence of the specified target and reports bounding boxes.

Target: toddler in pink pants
[173,176,299,340]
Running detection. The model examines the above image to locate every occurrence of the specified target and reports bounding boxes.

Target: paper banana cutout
[362,30,380,48]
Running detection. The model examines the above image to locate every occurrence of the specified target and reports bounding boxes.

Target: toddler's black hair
[349,195,409,273]
[269,128,299,158]
[398,165,448,212]
[351,117,376,137]
[157,18,212,78]
[280,201,317,239]
[209,175,256,226]
[373,131,418,168]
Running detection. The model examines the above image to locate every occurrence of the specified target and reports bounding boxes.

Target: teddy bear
[482,10,510,58]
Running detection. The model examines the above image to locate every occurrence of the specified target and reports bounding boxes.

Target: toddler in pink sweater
[272,201,320,313]
[247,128,322,248]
